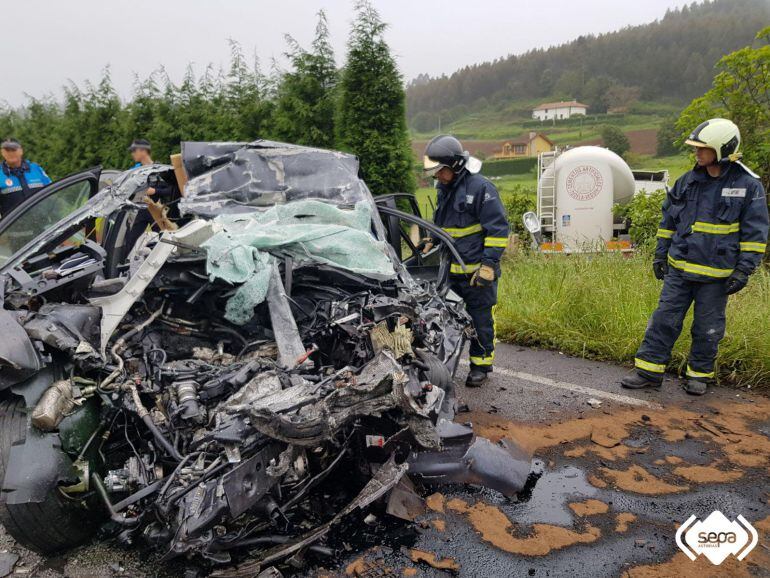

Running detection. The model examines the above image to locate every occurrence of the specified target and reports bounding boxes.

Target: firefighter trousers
[450,275,497,373]
[635,268,728,382]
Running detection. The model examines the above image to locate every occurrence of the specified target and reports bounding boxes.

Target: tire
[0,396,98,553]
[416,350,452,390]
[415,350,455,418]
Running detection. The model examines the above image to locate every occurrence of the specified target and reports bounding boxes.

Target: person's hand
[725,270,749,295]
[470,264,495,288]
[652,259,668,280]
[418,237,434,254]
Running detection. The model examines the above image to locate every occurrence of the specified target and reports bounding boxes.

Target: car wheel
[415,350,456,418]
[0,396,98,553]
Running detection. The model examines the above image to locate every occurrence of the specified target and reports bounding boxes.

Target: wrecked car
[0,141,530,574]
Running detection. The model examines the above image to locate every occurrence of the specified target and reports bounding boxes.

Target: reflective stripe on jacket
[655,163,769,281]
[433,171,510,275]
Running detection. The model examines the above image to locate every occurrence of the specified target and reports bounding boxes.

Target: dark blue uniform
[635,162,769,381]
[433,170,510,371]
[0,160,51,217]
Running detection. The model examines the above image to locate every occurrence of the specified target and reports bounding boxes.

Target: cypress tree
[273,11,338,148]
[335,0,415,195]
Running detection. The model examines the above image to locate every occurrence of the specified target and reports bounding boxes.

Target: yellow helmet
[685,118,741,162]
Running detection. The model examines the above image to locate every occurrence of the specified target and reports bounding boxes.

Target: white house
[532,100,588,121]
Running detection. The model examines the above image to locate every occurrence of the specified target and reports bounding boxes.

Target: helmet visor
[684,138,710,149]
[423,156,447,177]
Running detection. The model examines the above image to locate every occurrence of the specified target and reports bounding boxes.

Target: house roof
[533,100,588,111]
[504,132,554,146]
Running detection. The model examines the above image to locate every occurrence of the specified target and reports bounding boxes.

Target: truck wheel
[0,396,98,553]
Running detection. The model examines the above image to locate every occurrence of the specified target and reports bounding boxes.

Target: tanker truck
[525,146,638,253]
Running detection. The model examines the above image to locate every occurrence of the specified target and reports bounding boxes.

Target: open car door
[375,193,463,292]
[0,167,101,267]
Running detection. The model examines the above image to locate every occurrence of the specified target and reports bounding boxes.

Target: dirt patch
[467,396,770,474]
[345,556,367,576]
[409,549,460,572]
[446,498,600,555]
[430,518,446,532]
[587,474,608,488]
[573,128,658,155]
[425,493,445,513]
[672,462,743,483]
[600,465,688,495]
[569,499,609,517]
[615,513,637,533]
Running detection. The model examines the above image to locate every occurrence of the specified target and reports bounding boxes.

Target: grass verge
[496,251,770,388]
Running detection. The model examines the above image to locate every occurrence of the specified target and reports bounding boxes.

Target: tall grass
[496,252,770,388]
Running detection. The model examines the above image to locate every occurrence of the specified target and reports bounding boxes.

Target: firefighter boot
[621,372,662,390]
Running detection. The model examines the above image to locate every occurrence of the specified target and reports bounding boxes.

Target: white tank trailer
[536,146,636,253]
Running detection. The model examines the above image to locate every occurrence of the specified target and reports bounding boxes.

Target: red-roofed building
[532,100,588,121]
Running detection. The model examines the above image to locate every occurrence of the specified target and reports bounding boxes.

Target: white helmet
[685,118,741,162]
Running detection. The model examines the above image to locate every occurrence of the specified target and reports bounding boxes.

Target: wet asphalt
[1,344,768,577]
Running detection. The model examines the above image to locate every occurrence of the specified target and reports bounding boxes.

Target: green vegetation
[273,11,337,148]
[676,26,770,189]
[335,1,414,195]
[614,190,667,248]
[407,0,769,126]
[600,125,630,156]
[0,1,414,196]
[496,252,770,388]
[411,104,672,142]
[479,157,536,177]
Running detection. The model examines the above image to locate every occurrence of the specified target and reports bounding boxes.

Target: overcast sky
[9,0,691,106]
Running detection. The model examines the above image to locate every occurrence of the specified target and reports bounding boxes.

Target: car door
[375,194,464,291]
[0,168,101,267]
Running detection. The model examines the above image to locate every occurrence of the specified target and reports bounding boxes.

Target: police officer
[621,118,768,395]
[424,135,510,387]
[129,139,153,167]
[0,138,51,218]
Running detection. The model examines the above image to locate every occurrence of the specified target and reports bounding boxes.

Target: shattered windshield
[180,140,369,217]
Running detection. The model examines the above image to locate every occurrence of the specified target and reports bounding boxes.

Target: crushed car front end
[0,141,530,574]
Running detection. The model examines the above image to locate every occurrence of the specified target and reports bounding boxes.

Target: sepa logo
[676,511,758,565]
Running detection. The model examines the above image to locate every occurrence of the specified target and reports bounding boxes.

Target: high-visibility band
[667,255,733,279]
[443,224,483,238]
[484,236,508,248]
[691,221,740,235]
[470,353,495,366]
[634,357,665,373]
[450,262,480,275]
[686,365,714,379]
[740,241,767,253]
[656,228,674,239]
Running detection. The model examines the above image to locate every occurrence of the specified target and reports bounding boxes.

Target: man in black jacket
[424,135,510,387]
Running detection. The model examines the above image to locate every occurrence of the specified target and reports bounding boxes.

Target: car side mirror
[522,211,543,249]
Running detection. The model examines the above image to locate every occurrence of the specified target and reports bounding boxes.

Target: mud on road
[1,345,769,577]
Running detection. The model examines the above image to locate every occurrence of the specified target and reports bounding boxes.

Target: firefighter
[621,118,768,395]
[423,135,510,387]
[0,138,51,218]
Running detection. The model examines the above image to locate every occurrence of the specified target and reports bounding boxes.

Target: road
[0,344,768,577]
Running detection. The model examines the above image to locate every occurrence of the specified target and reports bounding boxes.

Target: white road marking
[493,366,663,410]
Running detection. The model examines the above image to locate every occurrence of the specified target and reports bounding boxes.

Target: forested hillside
[406,0,770,126]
